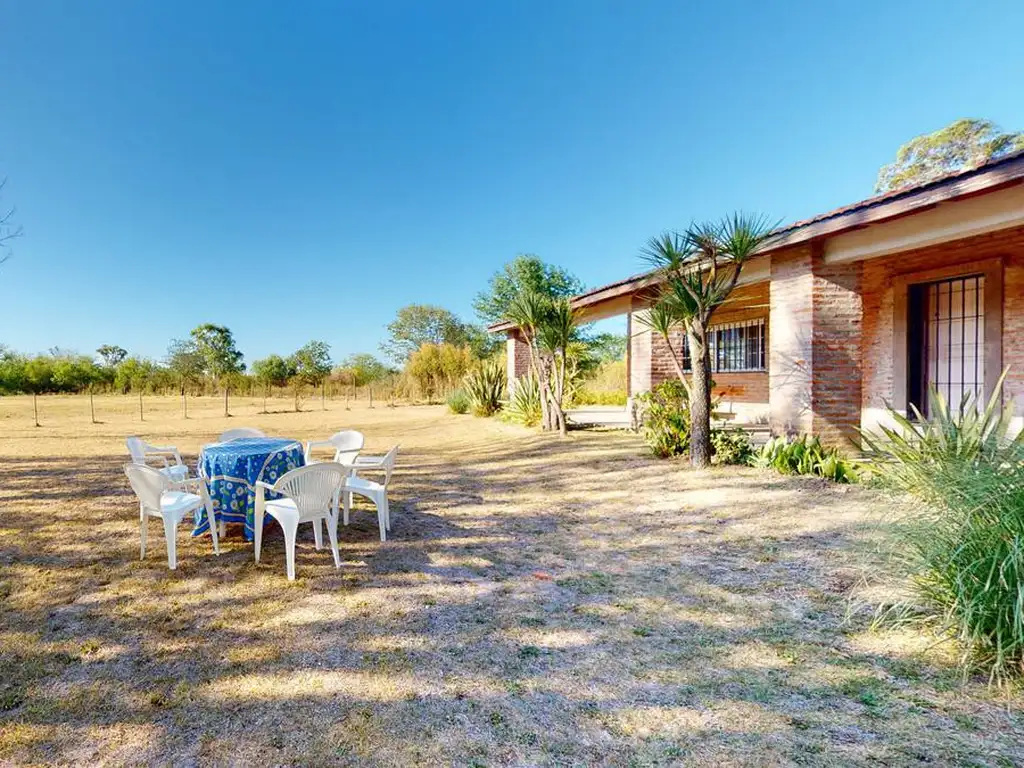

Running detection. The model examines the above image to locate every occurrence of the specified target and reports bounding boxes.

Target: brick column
[769,244,863,446]
[811,257,863,446]
[505,331,531,388]
[769,246,814,435]
[628,301,653,398]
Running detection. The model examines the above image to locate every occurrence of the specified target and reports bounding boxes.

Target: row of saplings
[640,370,1024,686]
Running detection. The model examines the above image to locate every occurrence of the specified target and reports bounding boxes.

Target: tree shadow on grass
[1,438,1022,765]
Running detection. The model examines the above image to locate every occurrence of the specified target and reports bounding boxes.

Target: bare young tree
[0,178,23,267]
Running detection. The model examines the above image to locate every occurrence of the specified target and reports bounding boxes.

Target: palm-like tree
[506,291,578,436]
[642,213,777,467]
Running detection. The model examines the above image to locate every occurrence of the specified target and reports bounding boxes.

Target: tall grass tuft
[463,359,506,417]
[447,389,470,415]
[503,375,542,426]
[862,374,1024,684]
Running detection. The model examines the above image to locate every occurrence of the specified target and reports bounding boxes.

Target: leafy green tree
[505,291,579,435]
[190,323,244,416]
[463,323,502,359]
[586,332,627,363]
[114,357,155,394]
[251,354,294,411]
[96,344,128,368]
[641,214,776,467]
[474,255,584,326]
[291,340,332,409]
[876,118,1024,192]
[166,338,206,417]
[51,355,99,393]
[338,353,391,386]
[381,304,469,363]
[0,348,26,393]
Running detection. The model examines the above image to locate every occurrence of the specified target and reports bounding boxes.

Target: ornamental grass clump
[503,375,542,427]
[446,389,470,415]
[462,359,506,417]
[862,374,1024,684]
[752,434,858,483]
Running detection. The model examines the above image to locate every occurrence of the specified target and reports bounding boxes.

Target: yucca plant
[862,373,1024,683]
[463,359,506,417]
[504,374,542,426]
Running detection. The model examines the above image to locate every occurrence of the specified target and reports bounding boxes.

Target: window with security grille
[908,274,985,416]
[676,318,766,372]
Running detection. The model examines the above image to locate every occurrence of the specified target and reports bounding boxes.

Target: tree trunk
[688,324,712,467]
[321,381,326,410]
[369,386,373,409]
[181,386,188,419]
[139,390,144,421]
[89,388,96,424]
[294,386,301,412]
[263,386,268,414]
[33,392,39,427]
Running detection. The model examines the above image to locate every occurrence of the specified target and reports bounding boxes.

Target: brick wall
[861,224,1024,428]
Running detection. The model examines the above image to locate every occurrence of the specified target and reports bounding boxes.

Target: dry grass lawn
[1,394,1023,766]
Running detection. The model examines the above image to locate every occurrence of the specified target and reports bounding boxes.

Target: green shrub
[635,380,690,458]
[447,389,470,414]
[752,434,857,483]
[862,380,1024,683]
[711,428,753,465]
[503,375,542,426]
[463,359,506,416]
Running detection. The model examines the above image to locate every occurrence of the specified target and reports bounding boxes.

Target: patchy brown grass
[1,394,1022,766]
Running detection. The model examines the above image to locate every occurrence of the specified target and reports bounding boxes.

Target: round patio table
[193,437,305,541]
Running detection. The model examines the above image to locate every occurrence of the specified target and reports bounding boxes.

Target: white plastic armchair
[124,463,219,570]
[304,430,365,466]
[344,441,399,480]
[219,427,266,442]
[126,437,189,484]
[254,463,348,580]
[342,445,399,542]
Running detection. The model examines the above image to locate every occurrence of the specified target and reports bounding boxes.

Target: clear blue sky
[2,0,1022,364]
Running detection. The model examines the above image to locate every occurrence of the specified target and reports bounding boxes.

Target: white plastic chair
[254,463,348,580]
[304,430,365,466]
[126,437,189,484]
[219,427,266,442]
[124,464,220,570]
[341,446,399,542]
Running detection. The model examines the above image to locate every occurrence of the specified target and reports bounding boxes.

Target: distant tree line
[0,326,397,411]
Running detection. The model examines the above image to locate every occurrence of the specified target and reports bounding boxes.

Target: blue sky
[2,0,1022,364]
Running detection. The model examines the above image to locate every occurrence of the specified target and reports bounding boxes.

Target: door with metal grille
[909,275,985,416]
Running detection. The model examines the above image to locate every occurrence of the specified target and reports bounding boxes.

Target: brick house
[491,150,1024,446]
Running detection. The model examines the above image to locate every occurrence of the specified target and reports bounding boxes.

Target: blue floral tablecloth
[193,437,304,541]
